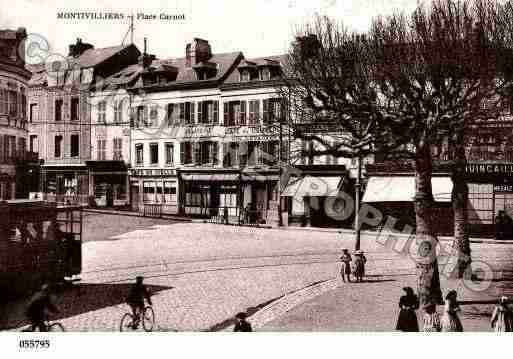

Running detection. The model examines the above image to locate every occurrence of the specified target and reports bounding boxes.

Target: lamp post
[354,154,362,251]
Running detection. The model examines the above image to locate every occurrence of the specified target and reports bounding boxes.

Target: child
[126,276,152,329]
[491,296,513,332]
[422,302,441,332]
[233,312,252,332]
[340,248,352,282]
[353,250,366,282]
[441,290,463,332]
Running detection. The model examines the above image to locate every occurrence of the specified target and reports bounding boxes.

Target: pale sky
[1,0,419,62]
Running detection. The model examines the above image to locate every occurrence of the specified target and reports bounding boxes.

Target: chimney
[68,38,94,57]
[138,38,155,68]
[186,38,212,67]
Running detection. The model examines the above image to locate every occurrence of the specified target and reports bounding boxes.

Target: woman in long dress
[491,296,513,332]
[340,249,352,282]
[441,290,463,332]
[353,250,366,282]
[396,287,420,331]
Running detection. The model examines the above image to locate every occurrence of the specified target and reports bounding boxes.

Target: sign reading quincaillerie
[129,169,177,177]
[465,163,513,175]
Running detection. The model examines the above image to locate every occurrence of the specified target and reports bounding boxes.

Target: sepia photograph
[1,0,513,357]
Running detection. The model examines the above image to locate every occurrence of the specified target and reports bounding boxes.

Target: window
[135,144,144,165]
[55,99,63,122]
[263,98,282,124]
[114,100,123,124]
[29,103,38,123]
[97,100,106,123]
[261,67,271,81]
[240,70,250,82]
[165,143,174,165]
[150,143,159,165]
[223,101,246,126]
[21,90,27,120]
[179,102,195,124]
[17,137,26,161]
[180,142,193,164]
[0,89,7,114]
[29,135,38,153]
[113,138,122,160]
[97,139,106,160]
[223,142,239,167]
[143,181,155,202]
[54,135,63,158]
[136,105,147,127]
[70,134,79,157]
[197,100,219,124]
[248,100,260,124]
[198,141,218,165]
[149,105,158,127]
[164,182,177,203]
[71,97,79,121]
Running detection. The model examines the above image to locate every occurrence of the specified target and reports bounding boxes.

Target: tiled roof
[132,51,242,89]
[224,54,287,84]
[96,63,143,90]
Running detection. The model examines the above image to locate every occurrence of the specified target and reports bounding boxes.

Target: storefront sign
[129,169,177,177]
[465,163,513,176]
[494,184,513,192]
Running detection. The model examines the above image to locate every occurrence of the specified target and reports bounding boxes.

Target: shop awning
[362,176,453,203]
[281,176,343,197]
[181,174,239,181]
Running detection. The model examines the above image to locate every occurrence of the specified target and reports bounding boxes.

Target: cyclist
[25,284,59,332]
[127,276,152,329]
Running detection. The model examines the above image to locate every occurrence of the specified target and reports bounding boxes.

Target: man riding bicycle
[25,284,59,332]
[127,276,152,329]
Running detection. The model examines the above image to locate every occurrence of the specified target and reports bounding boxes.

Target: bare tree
[370,0,513,306]
[279,16,409,250]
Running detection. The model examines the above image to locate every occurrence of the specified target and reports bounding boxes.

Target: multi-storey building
[0,28,30,200]
[27,38,140,205]
[127,38,354,226]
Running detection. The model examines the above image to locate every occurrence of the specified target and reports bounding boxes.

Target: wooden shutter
[223,102,228,125]
[193,141,201,165]
[179,103,185,124]
[197,101,203,124]
[222,142,229,167]
[0,134,3,163]
[190,102,195,124]
[180,142,185,164]
[240,101,246,125]
[262,99,269,124]
[211,142,218,165]
[166,103,173,126]
[213,101,219,124]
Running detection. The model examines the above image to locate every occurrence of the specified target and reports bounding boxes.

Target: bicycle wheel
[142,306,155,332]
[120,313,135,332]
[48,323,65,332]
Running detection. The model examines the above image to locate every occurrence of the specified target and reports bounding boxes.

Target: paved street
[2,211,513,331]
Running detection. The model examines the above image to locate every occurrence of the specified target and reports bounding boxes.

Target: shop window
[70,134,79,157]
[164,182,177,203]
[54,135,63,158]
[135,143,144,165]
[55,99,63,122]
[143,182,155,202]
[150,143,159,165]
[71,97,79,121]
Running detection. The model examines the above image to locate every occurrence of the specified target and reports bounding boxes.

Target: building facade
[27,39,140,205]
[0,28,30,200]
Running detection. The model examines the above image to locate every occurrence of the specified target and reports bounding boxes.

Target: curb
[83,209,192,222]
[248,279,339,329]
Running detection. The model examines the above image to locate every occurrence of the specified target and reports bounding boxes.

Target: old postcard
[1,0,512,357]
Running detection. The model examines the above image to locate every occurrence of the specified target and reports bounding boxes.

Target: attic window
[240,70,250,82]
[260,67,270,81]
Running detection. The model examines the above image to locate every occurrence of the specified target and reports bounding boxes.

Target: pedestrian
[441,290,463,332]
[233,312,252,332]
[339,248,352,283]
[395,287,420,332]
[353,250,366,282]
[491,296,513,332]
[422,302,441,332]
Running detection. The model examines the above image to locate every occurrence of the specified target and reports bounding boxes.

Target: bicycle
[120,305,155,332]
[21,319,65,332]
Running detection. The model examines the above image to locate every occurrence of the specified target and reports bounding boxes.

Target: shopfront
[86,161,128,208]
[41,165,89,205]
[129,168,179,215]
[179,170,241,218]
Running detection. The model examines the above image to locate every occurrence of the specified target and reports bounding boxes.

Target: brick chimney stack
[68,38,94,58]
[185,38,212,67]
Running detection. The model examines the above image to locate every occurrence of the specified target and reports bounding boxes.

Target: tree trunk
[451,141,471,279]
[354,155,362,251]
[414,139,444,311]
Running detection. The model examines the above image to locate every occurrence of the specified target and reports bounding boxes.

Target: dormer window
[240,70,250,82]
[261,67,271,81]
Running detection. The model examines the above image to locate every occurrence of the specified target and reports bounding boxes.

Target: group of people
[396,287,513,332]
[340,248,366,283]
